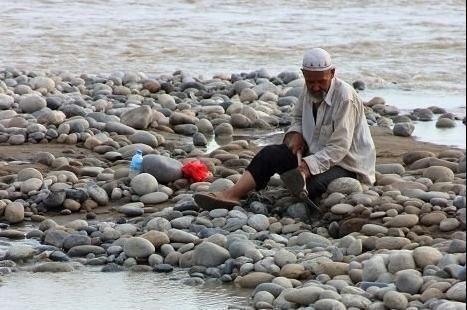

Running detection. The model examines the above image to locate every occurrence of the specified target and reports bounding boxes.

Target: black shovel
[280,151,324,213]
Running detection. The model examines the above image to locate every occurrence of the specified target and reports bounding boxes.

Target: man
[194,48,376,212]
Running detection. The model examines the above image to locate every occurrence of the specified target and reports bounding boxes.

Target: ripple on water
[0,0,465,94]
[0,268,249,310]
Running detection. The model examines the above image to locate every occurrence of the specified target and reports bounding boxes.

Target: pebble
[383,291,408,310]
[4,202,24,224]
[395,270,423,294]
[446,281,466,302]
[192,242,230,267]
[130,173,159,195]
[33,262,74,273]
[330,203,355,215]
[393,123,415,137]
[234,272,275,288]
[284,286,323,305]
[327,177,363,194]
[140,192,169,205]
[123,237,156,258]
[314,299,346,310]
[413,246,443,268]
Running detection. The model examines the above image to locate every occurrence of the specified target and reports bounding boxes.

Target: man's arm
[303,99,357,175]
[283,89,306,155]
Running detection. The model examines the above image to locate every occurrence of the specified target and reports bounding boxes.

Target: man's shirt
[287,77,376,185]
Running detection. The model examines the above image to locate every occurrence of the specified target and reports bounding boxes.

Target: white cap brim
[301,64,334,72]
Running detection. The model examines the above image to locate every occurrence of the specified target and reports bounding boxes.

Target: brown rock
[234,272,275,288]
[403,151,435,166]
[420,211,447,226]
[280,264,306,279]
[314,262,349,278]
[141,230,170,248]
[423,166,455,183]
[375,237,411,250]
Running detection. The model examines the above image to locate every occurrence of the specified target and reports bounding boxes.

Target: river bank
[0,68,465,310]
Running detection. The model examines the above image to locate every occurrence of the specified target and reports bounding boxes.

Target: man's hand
[284,132,305,155]
[298,160,311,179]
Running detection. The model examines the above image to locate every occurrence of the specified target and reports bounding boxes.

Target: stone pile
[0,68,465,309]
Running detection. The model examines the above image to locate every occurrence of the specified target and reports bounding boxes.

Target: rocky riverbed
[0,68,465,309]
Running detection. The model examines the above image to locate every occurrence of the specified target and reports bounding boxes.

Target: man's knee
[256,144,293,161]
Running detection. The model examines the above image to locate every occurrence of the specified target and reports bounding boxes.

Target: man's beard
[309,90,326,104]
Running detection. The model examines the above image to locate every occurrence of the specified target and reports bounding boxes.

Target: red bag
[182,160,210,182]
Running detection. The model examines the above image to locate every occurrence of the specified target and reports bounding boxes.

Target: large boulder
[19,95,47,113]
[0,94,14,110]
[4,202,24,224]
[412,108,434,121]
[17,167,43,181]
[327,177,363,195]
[393,123,415,137]
[402,151,436,165]
[130,173,158,196]
[192,241,230,267]
[436,118,456,128]
[123,237,155,258]
[423,166,455,182]
[86,183,109,206]
[142,155,182,184]
[413,246,442,268]
[6,244,36,261]
[120,105,153,129]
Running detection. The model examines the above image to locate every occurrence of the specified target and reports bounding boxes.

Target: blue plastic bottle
[129,149,143,178]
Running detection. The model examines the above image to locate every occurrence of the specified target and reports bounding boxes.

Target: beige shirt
[286,77,376,185]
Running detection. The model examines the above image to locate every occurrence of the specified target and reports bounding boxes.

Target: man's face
[302,68,335,102]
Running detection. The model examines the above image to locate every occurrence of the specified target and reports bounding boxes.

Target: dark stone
[248,201,269,215]
[65,188,89,202]
[359,282,389,290]
[278,71,300,84]
[252,283,285,298]
[173,200,198,212]
[116,218,127,224]
[222,259,235,274]
[49,251,70,262]
[285,203,310,223]
[181,81,206,92]
[59,104,86,118]
[43,191,66,209]
[44,229,69,248]
[198,228,228,239]
[328,221,340,239]
[189,224,207,235]
[63,234,92,251]
[329,246,344,262]
[46,96,63,110]
[101,263,125,272]
[338,218,370,237]
[36,245,60,252]
[448,239,466,253]
[153,264,174,273]
[352,80,366,91]
[160,82,174,94]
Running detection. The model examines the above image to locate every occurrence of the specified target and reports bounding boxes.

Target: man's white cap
[302,48,334,72]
